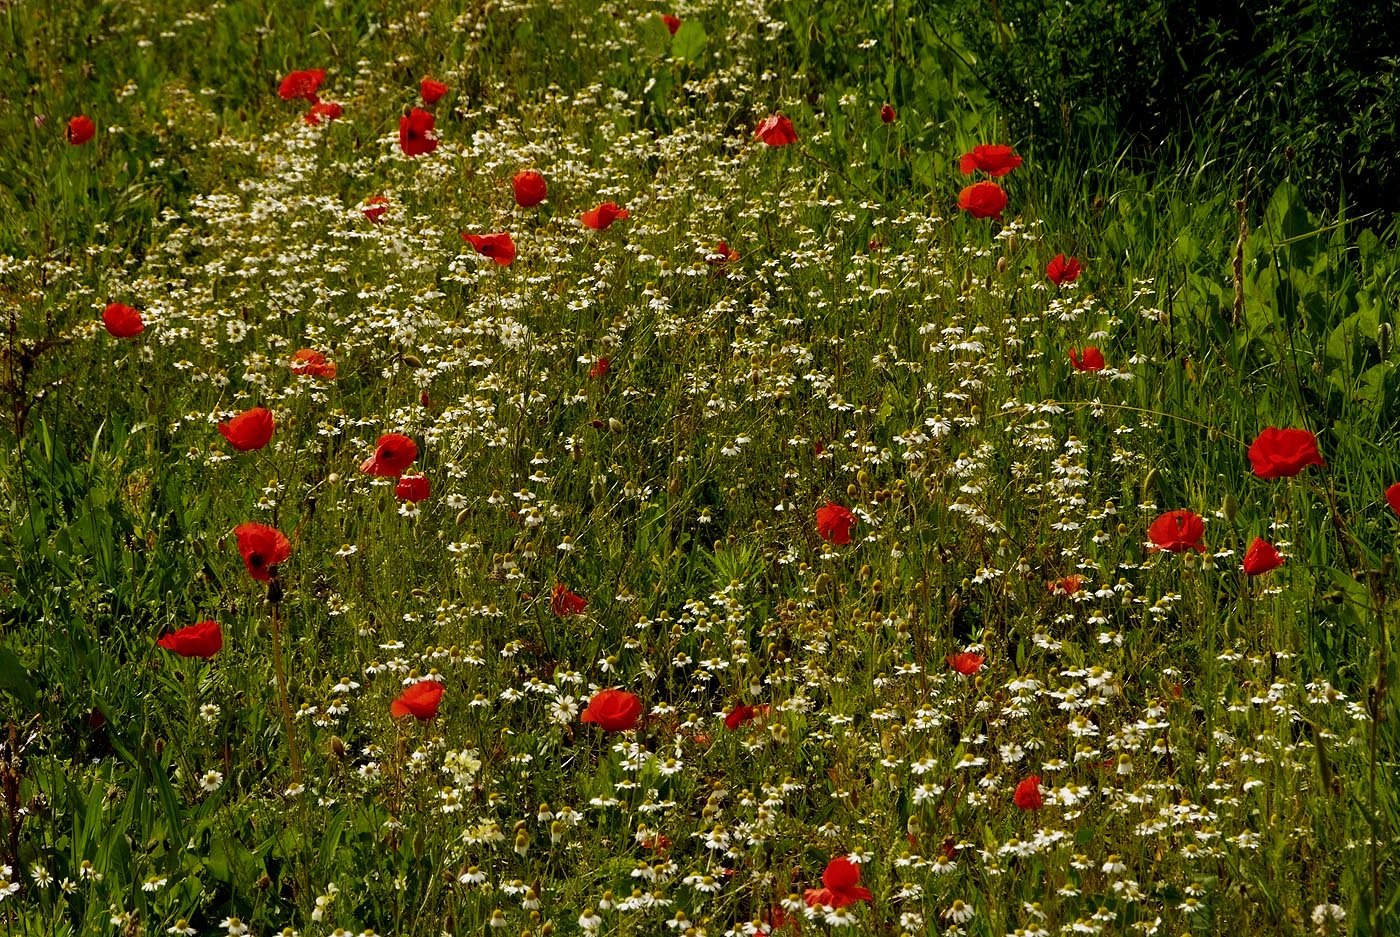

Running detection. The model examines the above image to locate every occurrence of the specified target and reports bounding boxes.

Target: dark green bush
[950,0,1400,223]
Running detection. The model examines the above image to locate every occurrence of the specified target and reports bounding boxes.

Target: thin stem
[267,575,302,785]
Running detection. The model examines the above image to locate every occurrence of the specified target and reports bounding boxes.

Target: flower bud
[1221,492,1239,524]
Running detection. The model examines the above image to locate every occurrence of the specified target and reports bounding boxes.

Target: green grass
[0,0,1397,935]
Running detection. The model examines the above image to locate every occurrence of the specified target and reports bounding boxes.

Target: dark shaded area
[951,0,1400,224]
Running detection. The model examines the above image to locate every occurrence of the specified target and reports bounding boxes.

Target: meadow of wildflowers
[0,2,1397,936]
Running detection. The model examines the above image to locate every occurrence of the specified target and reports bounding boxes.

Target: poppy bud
[1379,322,1393,359]
[608,417,622,432]
[455,508,470,525]
[403,353,424,369]
[1140,467,1159,503]
[996,256,1009,274]
[1221,492,1239,524]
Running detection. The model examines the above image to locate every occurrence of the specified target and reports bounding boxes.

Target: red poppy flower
[958,181,1008,219]
[303,101,343,125]
[1147,509,1206,553]
[391,680,444,719]
[362,195,390,223]
[803,856,873,908]
[946,652,984,675]
[1046,253,1081,285]
[959,144,1022,176]
[289,348,337,379]
[588,357,610,379]
[217,407,275,452]
[395,474,431,502]
[1242,537,1284,576]
[1013,775,1043,810]
[1069,346,1105,372]
[880,103,897,124]
[754,113,798,146]
[580,202,629,230]
[1046,574,1083,595]
[234,523,291,582]
[640,831,672,851]
[580,688,642,731]
[1387,483,1400,517]
[706,241,739,265]
[815,502,856,545]
[102,303,144,337]
[661,13,682,34]
[461,232,516,266]
[763,906,802,935]
[278,69,325,102]
[724,703,769,730]
[360,433,418,477]
[67,115,96,145]
[512,170,548,207]
[157,620,223,659]
[551,583,587,617]
[399,107,438,157]
[1247,427,1325,479]
[420,77,449,105]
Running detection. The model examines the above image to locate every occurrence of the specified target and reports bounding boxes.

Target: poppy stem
[267,574,303,785]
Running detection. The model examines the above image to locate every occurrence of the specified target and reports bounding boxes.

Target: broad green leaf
[671,19,708,62]
[0,647,36,711]
[637,14,671,58]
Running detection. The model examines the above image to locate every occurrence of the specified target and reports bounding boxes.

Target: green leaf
[637,14,671,58]
[0,647,36,711]
[205,830,263,886]
[1325,308,1380,371]
[670,19,708,63]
